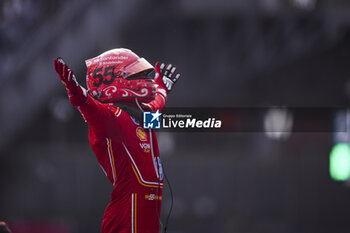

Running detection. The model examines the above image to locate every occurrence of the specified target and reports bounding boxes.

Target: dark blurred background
[1,0,350,233]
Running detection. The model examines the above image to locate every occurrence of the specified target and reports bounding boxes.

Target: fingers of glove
[170,66,176,75]
[165,65,180,84]
[160,63,166,70]
[168,66,178,79]
[157,62,181,91]
[163,64,172,77]
[54,58,79,90]
[54,58,63,75]
[54,57,70,80]
[166,64,173,72]
[56,57,65,65]
[172,73,181,83]
[160,63,166,76]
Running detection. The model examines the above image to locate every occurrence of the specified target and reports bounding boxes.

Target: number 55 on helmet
[85,48,157,104]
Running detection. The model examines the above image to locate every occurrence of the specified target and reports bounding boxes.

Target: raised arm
[53,58,114,132]
[143,62,181,112]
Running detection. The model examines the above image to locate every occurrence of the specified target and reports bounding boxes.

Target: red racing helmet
[85,48,157,103]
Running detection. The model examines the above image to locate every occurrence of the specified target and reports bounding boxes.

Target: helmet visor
[119,58,154,80]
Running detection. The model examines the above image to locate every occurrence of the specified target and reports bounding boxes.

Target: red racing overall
[53,51,180,233]
[76,94,164,233]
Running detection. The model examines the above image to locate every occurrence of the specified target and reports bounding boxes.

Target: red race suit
[70,85,167,233]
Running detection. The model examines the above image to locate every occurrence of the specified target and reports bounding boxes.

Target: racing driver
[53,48,181,233]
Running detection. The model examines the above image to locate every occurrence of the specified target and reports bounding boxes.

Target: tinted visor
[126,69,154,80]
[120,58,155,80]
